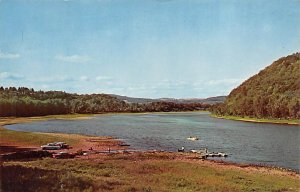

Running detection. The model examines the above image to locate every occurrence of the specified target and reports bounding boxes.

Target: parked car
[53,142,69,149]
[41,145,61,150]
[53,152,76,159]
[41,142,69,150]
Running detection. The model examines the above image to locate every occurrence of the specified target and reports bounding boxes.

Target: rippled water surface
[5,112,300,170]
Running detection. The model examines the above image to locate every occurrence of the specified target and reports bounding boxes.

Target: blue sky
[0,0,299,98]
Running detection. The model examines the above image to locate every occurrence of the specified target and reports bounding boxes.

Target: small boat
[190,149,207,154]
[178,146,185,152]
[190,149,201,153]
[187,136,199,141]
[118,144,130,147]
[217,152,228,157]
[207,153,215,157]
[190,148,228,158]
[207,152,228,158]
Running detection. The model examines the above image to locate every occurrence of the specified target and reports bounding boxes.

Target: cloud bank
[0,72,24,80]
[55,54,91,63]
[0,50,20,59]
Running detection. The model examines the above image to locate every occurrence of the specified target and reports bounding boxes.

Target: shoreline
[1,115,299,191]
[2,110,297,127]
[1,114,299,173]
[0,113,96,126]
[0,114,127,155]
[210,114,300,125]
[0,112,207,127]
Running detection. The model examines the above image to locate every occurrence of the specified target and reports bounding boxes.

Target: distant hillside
[179,96,226,104]
[211,52,300,119]
[110,94,226,104]
[0,87,210,117]
[109,94,156,104]
[0,87,128,117]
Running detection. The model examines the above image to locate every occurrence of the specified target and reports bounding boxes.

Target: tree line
[0,87,210,117]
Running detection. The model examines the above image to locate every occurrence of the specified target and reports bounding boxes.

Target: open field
[211,114,300,125]
[2,153,300,192]
[0,115,299,191]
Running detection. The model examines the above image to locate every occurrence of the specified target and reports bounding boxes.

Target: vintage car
[41,142,69,150]
[41,145,61,150]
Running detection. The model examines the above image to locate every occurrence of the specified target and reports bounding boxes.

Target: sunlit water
[5,112,300,170]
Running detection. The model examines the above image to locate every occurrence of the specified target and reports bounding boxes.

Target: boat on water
[190,149,206,154]
[190,148,228,158]
[207,152,228,157]
[118,143,130,147]
[178,146,185,152]
[187,136,199,141]
[217,152,228,157]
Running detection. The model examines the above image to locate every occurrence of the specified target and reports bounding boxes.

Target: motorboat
[190,149,207,154]
[207,152,228,157]
[187,136,199,141]
[217,152,228,157]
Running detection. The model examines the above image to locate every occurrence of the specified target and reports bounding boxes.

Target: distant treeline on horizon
[0,86,210,117]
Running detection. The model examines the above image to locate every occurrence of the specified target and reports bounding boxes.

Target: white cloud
[55,54,91,63]
[127,86,147,91]
[30,76,76,83]
[95,75,113,81]
[0,50,20,59]
[80,76,89,81]
[0,72,24,80]
[207,78,243,86]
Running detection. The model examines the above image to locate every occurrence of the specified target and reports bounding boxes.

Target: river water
[5,112,300,170]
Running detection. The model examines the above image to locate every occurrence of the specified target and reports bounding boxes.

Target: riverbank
[1,115,299,191]
[211,114,300,125]
[0,114,125,154]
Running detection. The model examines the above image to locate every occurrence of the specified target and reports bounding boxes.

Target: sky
[0,0,299,98]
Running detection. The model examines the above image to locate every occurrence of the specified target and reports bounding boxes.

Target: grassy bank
[0,114,95,147]
[0,127,80,147]
[0,113,94,125]
[2,154,299,192]
[211,114,300,125]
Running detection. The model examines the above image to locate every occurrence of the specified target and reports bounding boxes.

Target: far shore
[0,111,208,127]
[210,114,300,125]
[2,110,298,128]
[0,113,96,126]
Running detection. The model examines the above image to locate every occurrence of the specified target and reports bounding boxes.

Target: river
[5,112,300,170]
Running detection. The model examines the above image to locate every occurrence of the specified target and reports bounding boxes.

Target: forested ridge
[211,52,300,119]
[0,87,209,117]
